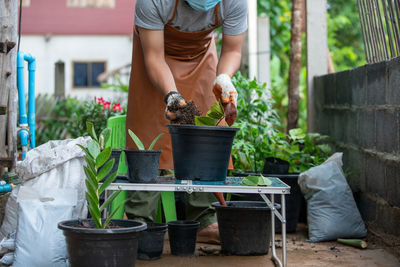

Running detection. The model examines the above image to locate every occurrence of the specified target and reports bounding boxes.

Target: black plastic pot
[138,222,168,260]
[58,219,146,267]
[124,150,161,183]
[99,149,122,181]
[262,157,290,174]
[167,220,200,256]
[167,124,239,181]
[213,201,279,256]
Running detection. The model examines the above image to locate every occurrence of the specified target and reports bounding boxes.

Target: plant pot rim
[212,201,281,211]
[167,220,200,227]
[58,219,147,234]
[124,149,162,154]
[145,222,168,232]
[166,124,239,131]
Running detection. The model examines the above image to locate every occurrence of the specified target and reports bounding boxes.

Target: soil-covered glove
[164,91,187,121]
[212,74,238,126]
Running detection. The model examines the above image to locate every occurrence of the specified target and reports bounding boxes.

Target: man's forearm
[144,54,177,96]
[217,50,242,77]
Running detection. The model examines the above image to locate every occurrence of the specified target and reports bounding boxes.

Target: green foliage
[241,175,272,186]
[101,75,129,93]
[78,121,121,229]
[128,129,164,150]
[194,101,224,126]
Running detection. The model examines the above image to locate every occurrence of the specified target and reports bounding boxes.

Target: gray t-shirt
[134,0,248,35]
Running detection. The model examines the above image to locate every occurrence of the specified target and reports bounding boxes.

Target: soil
[72,221,122,229]
[169,101,201,125]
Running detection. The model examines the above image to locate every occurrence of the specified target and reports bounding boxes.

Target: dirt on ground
[136,224,400,267]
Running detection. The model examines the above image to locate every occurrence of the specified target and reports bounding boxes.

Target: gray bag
[298,153,367,242]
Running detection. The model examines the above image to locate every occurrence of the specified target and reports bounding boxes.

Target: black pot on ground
[167,124,239,181]
[213,201,279,256]
[167,220,200,256]
[138,222,168,260]
[124,150,161,183]
[58,219,146,267]
[262,157,290,174]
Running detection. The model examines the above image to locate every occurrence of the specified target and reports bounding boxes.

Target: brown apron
[127,0,230,170]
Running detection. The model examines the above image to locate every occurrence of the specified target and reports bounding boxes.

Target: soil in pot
[168,100,201,125]
[167,124,239,181]
[124,150,161,183]
[213,201,279,256]
[58,219,146,267]
[138,222,168,260]
[167,220,200,256]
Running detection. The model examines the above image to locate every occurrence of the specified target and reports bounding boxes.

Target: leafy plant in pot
[167,101,239,181]
[58,122,147,267]
[124,130,164,183]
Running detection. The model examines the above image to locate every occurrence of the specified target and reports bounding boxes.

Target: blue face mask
[185,0,222,11]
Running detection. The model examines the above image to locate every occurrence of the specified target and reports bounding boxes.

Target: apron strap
[167,0,179,25]
[215,3,219,26]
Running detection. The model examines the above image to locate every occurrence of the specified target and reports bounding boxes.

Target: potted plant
[124,130,164,183]
[167,101,239,181]
[58,122,146,267]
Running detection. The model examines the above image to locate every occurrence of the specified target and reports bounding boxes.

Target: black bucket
[167,220,200,256]
[167,124,239,181]
[262,157,290,174]
[213,201,279,256]
[99,149,122,181]
[124,150,161,183]
[138,222,168,260]
[58,219,146,267]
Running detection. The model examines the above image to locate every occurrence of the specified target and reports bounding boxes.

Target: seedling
[128,129,164,150]
[194,101,225,126]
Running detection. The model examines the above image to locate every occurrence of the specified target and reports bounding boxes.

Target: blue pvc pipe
[17,52,27,126]
[25,53,36,148]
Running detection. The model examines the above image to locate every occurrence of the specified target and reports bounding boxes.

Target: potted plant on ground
[124,130,164,183]
[167,101,239,181]
[58,122,146,267]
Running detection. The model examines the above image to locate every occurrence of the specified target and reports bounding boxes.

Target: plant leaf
[84,166,98,189]
[100,128,112,147]
[109,200,127,219]
[77,144,92,158]
[87,204,102,229]
[195,116,217,126]
[99,171,118,195]
[85,155,96,174]
[88,140,100,159]
[103,202,125,228]
[128,129,145,150]
[85,179,98,203]
[86,191,99,210]
[96,146,112,169]
[97,159,115,182]
[208,101,224,118]
[241,175,272,187]
[86,121,98,142]
[100,190,121,212]
[148,133,164,150]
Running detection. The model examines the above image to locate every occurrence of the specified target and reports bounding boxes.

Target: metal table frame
[105,177,290,267]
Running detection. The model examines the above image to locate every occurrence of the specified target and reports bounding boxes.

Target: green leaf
[85,179,98,204]
[88,140,100,159]
[103,202,125,228]
[241,175,272,187]
[84,166,98,189]
[77,144,92,158]
[96,146,112,169]
[85,155,96,174]
[86,121,98,142]
[128,129,145,150]
[148,133,164,150]
[109,200,127,219]
[86,191,99,209]
[195,116,217,126]
[87,204,102,229]
[289,128,306,140]
[100,128,112,146]
[100,191,121,212]
[97,159,115,182]
[99,171,118,195]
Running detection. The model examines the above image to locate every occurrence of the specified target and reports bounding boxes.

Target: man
[125,0,247,242]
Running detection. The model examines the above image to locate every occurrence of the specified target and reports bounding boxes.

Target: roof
[21,0,136,35]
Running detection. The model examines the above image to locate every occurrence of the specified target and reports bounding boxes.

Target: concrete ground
[136,224,400,267]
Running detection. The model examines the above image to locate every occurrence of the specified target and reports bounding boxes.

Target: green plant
[128,129,164,150]
[194,101,224,126]
[241,175,272,186]
[77,121,122,229]
[101,75,129,93]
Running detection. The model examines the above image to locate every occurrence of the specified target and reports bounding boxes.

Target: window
[67,0,115,8]
[73,62,106,88]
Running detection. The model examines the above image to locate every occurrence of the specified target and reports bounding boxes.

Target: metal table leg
[260,193,287,267]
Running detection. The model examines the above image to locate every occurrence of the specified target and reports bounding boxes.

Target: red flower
[112,103,122,111]
[97,97,105,104]
[103,101,111,109]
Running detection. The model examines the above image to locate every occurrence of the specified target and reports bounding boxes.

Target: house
[20,0,136,100]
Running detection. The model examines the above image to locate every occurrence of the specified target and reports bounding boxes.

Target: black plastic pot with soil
[213,201,279,256]
[167,220,200,256]
[167,124,239,181]
[124,149,161,183]
[137,222,168,260]
[58,219,146,267]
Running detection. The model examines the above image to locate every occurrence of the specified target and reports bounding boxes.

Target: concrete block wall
[314,56,400,238]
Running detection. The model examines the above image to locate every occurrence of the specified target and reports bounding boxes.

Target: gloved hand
[164,91,187,121]
[212,74,238,126]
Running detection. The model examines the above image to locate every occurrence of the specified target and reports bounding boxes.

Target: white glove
[164,91,187,121]
[212,74,238,126]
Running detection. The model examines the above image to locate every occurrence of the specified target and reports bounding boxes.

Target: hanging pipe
[17,52,36,160]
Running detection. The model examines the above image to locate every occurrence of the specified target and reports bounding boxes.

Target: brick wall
[314,56,400,239]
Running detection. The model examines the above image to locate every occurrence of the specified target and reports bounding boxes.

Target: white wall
[19,34,132,101]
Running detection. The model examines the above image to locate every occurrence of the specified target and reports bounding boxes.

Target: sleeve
[134,0,165,30]
[222,0,248,36]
